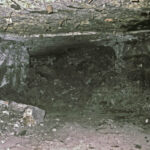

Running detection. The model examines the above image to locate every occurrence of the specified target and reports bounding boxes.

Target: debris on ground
[0,100,45,136]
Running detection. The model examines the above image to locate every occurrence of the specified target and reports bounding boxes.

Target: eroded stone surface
[0,0,149,35]
[0,41,29,89]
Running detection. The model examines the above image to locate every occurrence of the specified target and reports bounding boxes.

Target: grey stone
[27,105,46,124]
[0,42,29,90]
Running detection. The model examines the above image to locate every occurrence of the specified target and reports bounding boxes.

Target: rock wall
[0,41,29,91]
[0,30,150,92]
[122,38,150,87]
[0,0,149,92]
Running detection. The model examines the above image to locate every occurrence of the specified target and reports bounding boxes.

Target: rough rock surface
[0,41,29,89]
[0,0,149,34]
[0,1,150,150]
[0,0,150,90]
[0,100,45,133]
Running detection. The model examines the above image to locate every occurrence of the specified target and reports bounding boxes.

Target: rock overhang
[0,0,150,90]
[0,0,149,35]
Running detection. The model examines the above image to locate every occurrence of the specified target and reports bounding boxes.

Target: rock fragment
[46,5,53,14]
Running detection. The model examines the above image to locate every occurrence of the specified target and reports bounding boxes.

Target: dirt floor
[0,109,150,150]
[1,45,150,150]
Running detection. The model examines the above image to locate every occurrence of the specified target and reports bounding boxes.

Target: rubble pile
[0,100,45,136]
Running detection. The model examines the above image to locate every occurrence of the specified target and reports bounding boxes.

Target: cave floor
[0,108,150,150]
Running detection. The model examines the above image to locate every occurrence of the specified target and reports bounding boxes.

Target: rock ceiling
[0,0,149,36]
[0,0,150,57]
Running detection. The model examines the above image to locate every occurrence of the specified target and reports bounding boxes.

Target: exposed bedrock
[0,0,150,91]
[0,33,150,91]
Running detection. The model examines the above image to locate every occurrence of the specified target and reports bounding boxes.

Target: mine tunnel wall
[0,37,150,92]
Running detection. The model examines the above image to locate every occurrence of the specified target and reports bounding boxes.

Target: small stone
[52,128,57,132]
[135,144,142,149]
[14,123,20,128]
[16,143,21,147]
[2,110,9,115]
[68,104,72,108]
[10,132,15,135]
[104,18,113,22]
[40,123,44,126]
[1,140,5,144]
[55,118,60,122]
[5,18,13,25]
[18,130,27,136]
[88,117,91,120]
[145,119,149,124]
[102,4,105,8]
[0,120,4,123]
[46,5,53,14]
